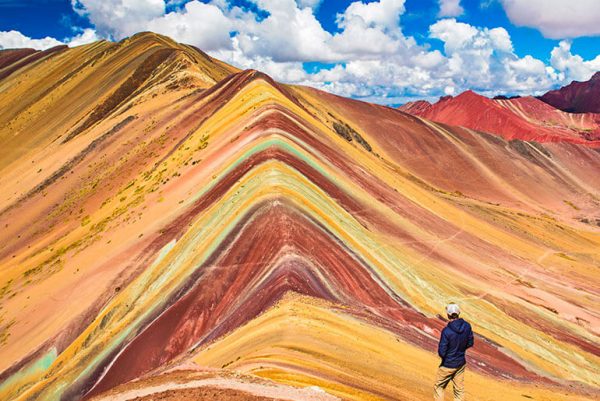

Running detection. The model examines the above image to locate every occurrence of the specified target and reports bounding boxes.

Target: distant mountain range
[399,73,600,145]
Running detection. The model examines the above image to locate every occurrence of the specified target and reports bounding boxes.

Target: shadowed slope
[0,35,599,401]
[540,72,600,113]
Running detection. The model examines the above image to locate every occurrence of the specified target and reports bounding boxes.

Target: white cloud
[444,85,456,95]
[234,0,334,62]
[71,0,165,39]
[428,19,556,93]
[504,55,554,92]
[550,40,600,81]
[508,55,546,76]
[337,0,405,32]
[438,0,464,17]
[3,0,598,105]
[329,0,425,61]
[68,28,101,47]
[488,27,512,52]
[0,28,101,51]
[146,1,232,51]
[296,0,322,10]
[429,18,478,53]
[501,0,600,39]
[329,20,401,57]
[0,30,63,50]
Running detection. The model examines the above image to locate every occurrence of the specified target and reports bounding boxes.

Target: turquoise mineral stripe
[0,348,57,394]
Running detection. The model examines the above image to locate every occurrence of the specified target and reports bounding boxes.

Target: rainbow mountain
[0,32,599,401]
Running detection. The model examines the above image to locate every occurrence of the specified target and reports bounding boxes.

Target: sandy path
[91,376,340,401]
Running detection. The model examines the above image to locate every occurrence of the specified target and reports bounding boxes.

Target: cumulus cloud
[438,0,464,17]
[217,0,413,63]
[0,28,101,50]
[328,0,414,60]
[429,19,557,93]
[0,30,63,50]
[68,28,102,47]
[296,0,322,10]
[234,0,334,62]
[429,18,478,52]
[501,0,600,39]
[337,0,405,32]
[71,0,165,39]
[307,15,569,101]
[146,1,232,51]
[3,0,599,104]
[550,40,600,81]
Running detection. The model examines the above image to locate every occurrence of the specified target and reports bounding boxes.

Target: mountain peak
[459,89,478,97]
[126,31,173,44]
[457,89,490,100]
[398,99,432,114]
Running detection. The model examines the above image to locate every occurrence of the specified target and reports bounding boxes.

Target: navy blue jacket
[438,318,474,368]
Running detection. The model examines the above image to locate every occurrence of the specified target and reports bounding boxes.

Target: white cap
[446,303,460,315]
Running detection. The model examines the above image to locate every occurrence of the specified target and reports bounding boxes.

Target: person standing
[434,303,474,401]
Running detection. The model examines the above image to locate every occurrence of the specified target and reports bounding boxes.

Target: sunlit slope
[193,292,598,401]
[0,31,236,170]
[313,87,600,217]
[398,90,600,144]
[0,34,598,401]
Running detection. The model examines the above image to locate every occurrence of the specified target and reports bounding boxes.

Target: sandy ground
[90,369,340,401]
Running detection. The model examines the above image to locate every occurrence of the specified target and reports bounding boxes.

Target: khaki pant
[433,364,465,401]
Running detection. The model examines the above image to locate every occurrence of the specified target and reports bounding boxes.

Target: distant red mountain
[539,72,600,113]
[399,89,600,145]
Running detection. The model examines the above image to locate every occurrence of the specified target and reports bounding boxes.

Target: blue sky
[1,0,599,104]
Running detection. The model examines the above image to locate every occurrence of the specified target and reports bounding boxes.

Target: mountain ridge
[399,87,600,145]
[539,71,600,113]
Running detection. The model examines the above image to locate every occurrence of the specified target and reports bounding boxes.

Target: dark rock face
[333,121,372,152]
[539,72,600,113]
[493,95,521,100]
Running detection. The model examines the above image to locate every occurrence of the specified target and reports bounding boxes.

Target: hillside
[0,33,599,401]
[398,90,600,144]
[540,72,600,113]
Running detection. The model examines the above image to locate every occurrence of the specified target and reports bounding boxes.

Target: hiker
[434,303,474,401]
